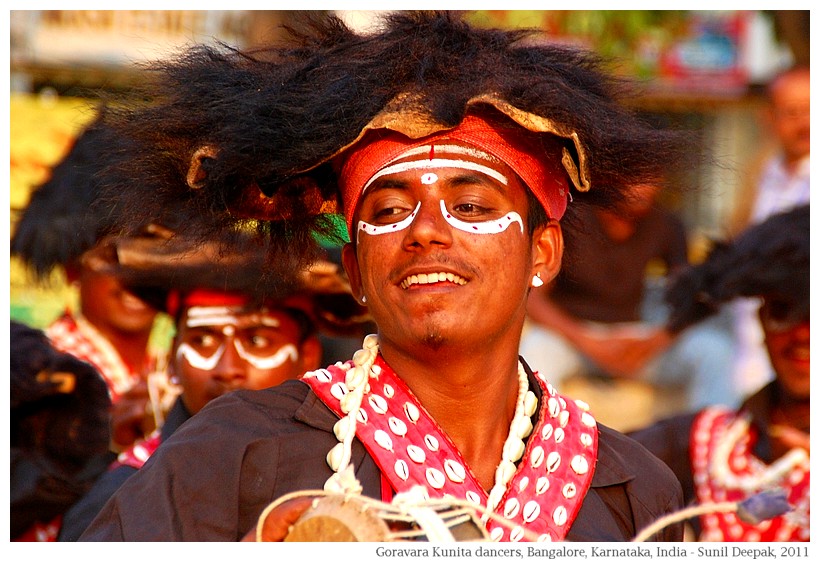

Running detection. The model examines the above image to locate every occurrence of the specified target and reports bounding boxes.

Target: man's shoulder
[595,423,682,493]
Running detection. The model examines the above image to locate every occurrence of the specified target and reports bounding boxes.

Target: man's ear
[341,242,363,302]
[299,335,323,372]
[531,220,563,285]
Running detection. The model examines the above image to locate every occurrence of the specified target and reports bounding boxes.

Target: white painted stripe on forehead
[363,158,509,194]
[186,315,240,328]
[187,306,235,317]
[385,144,502,166]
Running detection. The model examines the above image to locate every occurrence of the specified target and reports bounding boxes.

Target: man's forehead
[183,305,283,328]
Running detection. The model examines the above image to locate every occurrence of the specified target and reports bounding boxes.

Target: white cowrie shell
[518,476,530,492]
[369,394,388,414]
[503,436,525,461]
[444,459,466,483]
[388,417,407,436]
[339,392,361,414]
[548,397,560,417]
[541,424,554,440]
[558,410,570,427]
[370,364,382,376]
[510,526,525,542]
[490,526,504,541]
[535,476,550,494]
[352,348,372,365]
[537,533,552,542]
[574,398,590,411]
[345,366,366,390]
[546,451,561,473]
[571,454,590,474]
[581,412,596,427]
[512,415,533,439]
[425,467,446,489]
[524,391,538,417]
[580,432,593,447]
[356,409,368,423]
[404,402,420,423]
[523,501,540,523]
[553,427,565,443]
[330,382,348,400]
[553,505,568,526]
[503,498,520,519]
[466,490,481,504]
[424,434,439,451]
[383,384,394,398]
[394,459,409,481]
[562,482,577,498]
[495,459,517,484]
[327,442,346,471]
[333,416,352,441]
[487,487,505,512]
[374,429,393,451]
[530,445,545,468]
[407,444,426,463]
[315,369,332,383]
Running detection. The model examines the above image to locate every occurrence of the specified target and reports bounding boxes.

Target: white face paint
[356,144,523,239]
[362,157,508,194]
[439,200,523,234]
[235,341,298,370]
[178,306,298,371]
[357,199,523,239]
[177,342,224,371]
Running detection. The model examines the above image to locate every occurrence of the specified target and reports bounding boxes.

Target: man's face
[342,147,561,353]
[172,305,320,414]
[759,299,810,399]
[769,71,810,164]
[78,266,157,336]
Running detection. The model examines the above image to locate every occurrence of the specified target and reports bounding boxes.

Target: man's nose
[212,338,248,383]
[402,198,453,251]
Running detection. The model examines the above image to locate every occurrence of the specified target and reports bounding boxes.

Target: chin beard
[422,328,445,350]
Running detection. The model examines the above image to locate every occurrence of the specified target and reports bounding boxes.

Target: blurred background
[8,9,810,329]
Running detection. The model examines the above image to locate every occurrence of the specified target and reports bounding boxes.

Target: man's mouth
[400,272,467,289]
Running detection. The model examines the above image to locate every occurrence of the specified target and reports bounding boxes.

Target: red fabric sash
[303,355,598,541]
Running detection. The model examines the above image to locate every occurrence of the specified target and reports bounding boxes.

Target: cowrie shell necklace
[323,334,537,517]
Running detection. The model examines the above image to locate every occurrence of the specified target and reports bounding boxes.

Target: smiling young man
[80,12,689,542]
[629,205,810,541]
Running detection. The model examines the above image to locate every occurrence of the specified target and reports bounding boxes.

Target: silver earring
[531,273,544,288]
[361,295,367,304]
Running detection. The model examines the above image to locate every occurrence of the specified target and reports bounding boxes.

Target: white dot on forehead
[420,172,438,185]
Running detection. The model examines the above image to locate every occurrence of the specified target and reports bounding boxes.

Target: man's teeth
[401,272,467,289]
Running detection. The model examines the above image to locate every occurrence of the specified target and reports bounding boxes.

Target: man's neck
[377,337,524,490]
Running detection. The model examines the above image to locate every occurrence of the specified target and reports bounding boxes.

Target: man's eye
[249,334,272,348]
[372,205,412,223]
[452,202,490,218]
[192,333,218,347]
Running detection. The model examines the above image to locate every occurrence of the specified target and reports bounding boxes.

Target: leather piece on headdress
[82,225,372,336]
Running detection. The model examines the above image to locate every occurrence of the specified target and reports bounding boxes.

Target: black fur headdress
[93,11,692,270]
[665,204,810,333]
[10,111,122,281]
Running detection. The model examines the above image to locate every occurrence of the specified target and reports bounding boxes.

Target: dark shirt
[81,367,683,542]
[58,398,191,541]
[627,382,796,537]
[552,204,688,323]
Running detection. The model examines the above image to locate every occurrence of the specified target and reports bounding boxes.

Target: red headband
[165,289,251,318]
[338,112,570,235]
